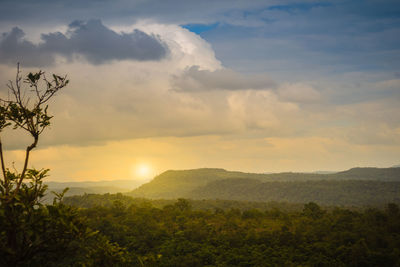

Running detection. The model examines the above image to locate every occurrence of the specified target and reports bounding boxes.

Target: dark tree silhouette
[0,63,68,201]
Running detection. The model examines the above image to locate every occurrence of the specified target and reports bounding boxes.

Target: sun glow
[132,163,153,181]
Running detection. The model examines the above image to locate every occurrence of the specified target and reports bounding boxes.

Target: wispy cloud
[172,65,276,91]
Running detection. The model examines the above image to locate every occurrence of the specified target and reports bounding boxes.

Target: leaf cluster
[0,66,69,138]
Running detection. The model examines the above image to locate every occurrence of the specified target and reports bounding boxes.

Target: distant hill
[191,179,400,206]
[47,179,142,190]
[126,167,400,205]
[127,168,234,199]
[44,180,142,203]
[328,167,400,181]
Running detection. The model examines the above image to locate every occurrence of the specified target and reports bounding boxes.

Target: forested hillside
[127,167,400,206]
[329,167,400,181]
[129,168,251,198]
[191,179,400,206]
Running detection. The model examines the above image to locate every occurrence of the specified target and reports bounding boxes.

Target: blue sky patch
[181,23,219,34]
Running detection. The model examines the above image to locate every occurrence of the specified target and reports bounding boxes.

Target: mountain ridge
[126,167,400,205]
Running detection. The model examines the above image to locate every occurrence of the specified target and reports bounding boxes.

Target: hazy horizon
[45,164,400,183]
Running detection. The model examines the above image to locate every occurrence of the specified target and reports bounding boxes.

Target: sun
[137,164,150,177]
[132,163,153,180]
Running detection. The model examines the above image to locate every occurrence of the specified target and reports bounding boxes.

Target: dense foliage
[64,194,400,266]
[0,172,129,266]
[3,187,400,266]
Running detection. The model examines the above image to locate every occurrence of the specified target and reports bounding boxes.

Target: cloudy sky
[0,0,399,182]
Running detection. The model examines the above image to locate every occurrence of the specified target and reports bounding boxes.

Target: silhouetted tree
[0,63,68,200]
[0,64,68,264]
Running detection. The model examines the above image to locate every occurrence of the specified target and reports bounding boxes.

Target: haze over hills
[45,180,142,200]
[127,168,258,199]
[46,167,400,206]
[126,167,400,206]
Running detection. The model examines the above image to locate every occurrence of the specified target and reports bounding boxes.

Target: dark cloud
[0,27,53,66]
[172,65,276,92]
[0,0,264,25]
[0,19,168,66]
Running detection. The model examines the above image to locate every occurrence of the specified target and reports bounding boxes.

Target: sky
[0,0,399,182]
